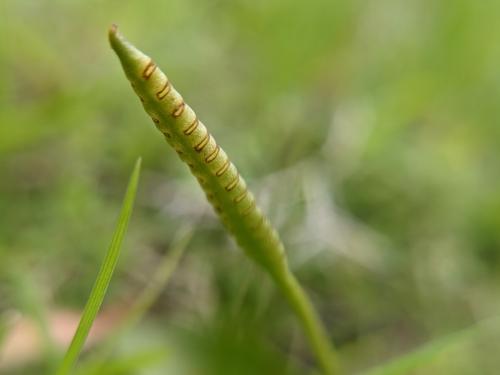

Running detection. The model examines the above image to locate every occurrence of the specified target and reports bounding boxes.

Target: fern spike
[109,25,339,374]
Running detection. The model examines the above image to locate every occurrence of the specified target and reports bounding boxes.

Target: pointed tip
[136,156,142,168]
[129,157,142,191]
[133,157,142,176]
[108,23,126,54]
[108,23,119,43]
[108,25,150,80]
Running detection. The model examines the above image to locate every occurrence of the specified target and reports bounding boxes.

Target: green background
[1,0,500,374]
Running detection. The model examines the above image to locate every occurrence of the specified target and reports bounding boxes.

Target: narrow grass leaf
[55,157,142,375]
[73,225,194,375]
[120,224,193,330]
[77,347,168,375]
[361,316,500,375]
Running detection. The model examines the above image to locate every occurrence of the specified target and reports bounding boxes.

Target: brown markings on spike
[225,172,240,192]
[214,205,223,214]
[172,101,186,118]
[152,117,160,124]
[205,145,220,163]
[139,97,145,103]
[234,189,248,204]
[156,79,172,100]
[194,132,210,152]
[241,200,256,216]
[251,216,264,231]
[216,158,231,177]
[183,117,199,135]
[143,60,157,79]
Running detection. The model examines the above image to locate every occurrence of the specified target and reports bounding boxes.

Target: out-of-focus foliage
[1,0,500,374]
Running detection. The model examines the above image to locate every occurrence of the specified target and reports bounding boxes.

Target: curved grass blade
[109,26,338,374]
[55,157,142,375]
[74,225,194,375]
[118,225,193,331]
[360,316,500,375]
[81,348,168,375]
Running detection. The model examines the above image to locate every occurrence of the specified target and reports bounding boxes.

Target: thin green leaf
[120,225,193,329]
[77,347,168,375]
[73,225,194,375]
[361,316,500,375]
[55,157,142,375]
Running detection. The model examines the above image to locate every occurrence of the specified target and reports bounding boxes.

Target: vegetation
[1,1,500,374]
[56,159,141,375]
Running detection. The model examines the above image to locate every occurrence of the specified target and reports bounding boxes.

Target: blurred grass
[361,315,500,375]
[1,0,500,374]
[73,225,193,375]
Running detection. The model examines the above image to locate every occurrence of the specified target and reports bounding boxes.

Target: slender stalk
[109,26,339,374]
[277,273,337,374]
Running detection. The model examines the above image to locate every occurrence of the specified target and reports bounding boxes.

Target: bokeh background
[1,0,500,374]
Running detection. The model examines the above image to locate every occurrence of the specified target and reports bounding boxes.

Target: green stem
[275,271,338,375]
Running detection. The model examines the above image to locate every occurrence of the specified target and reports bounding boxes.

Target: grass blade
[74,225,194,375]
[360,316,500,375]
[120,225,193,330]
[55,157,142,375]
